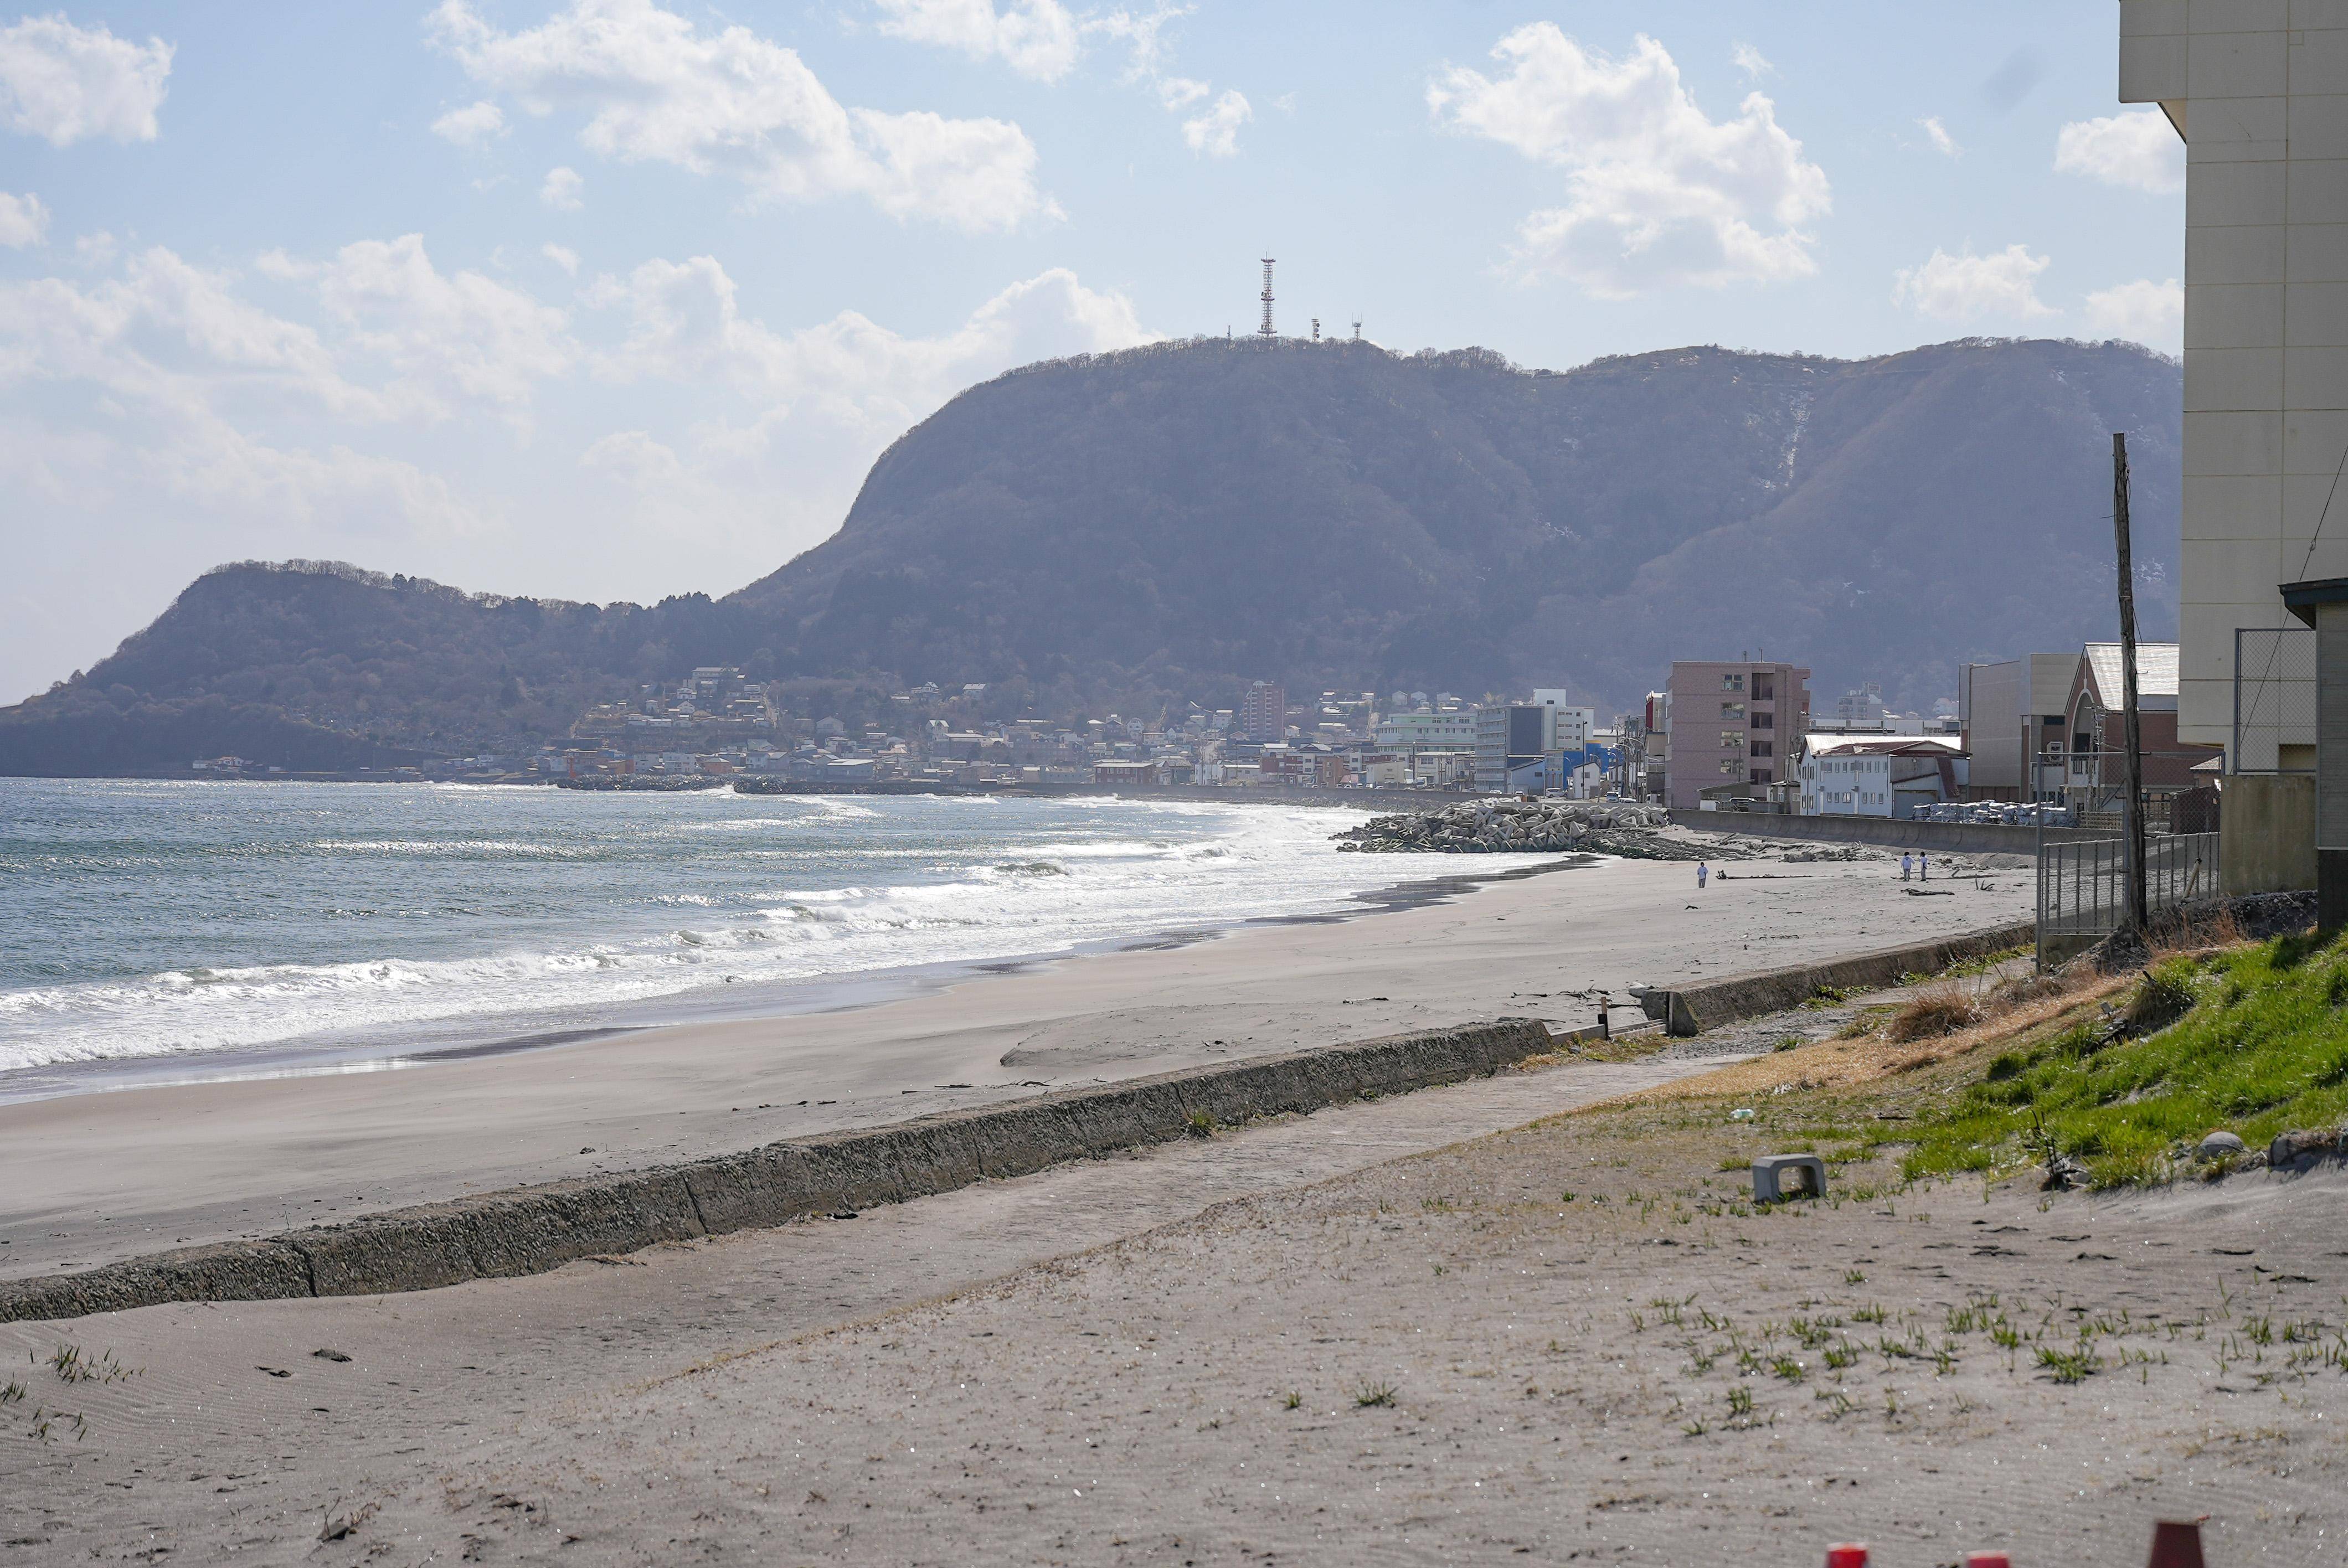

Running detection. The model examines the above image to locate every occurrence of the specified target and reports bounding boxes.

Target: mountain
[0,336,2180,776]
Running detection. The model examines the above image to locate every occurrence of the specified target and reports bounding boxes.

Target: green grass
[1896,932,2348,1189]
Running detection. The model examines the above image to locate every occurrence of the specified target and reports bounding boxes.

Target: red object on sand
[1826,1547,1869,1568]
[2148,1518,2207,1568]
[1965,1554,2012,1568]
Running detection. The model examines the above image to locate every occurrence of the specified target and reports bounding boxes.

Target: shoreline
[0,847,2036,1285]
[0,844,1598,1108]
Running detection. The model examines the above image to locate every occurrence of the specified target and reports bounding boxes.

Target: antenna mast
[1257,256,1276,337]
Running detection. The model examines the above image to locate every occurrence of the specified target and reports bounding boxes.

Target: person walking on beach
[1919,852,1930,883]
[1901,853,1913,882]
[1696,860,1709,891]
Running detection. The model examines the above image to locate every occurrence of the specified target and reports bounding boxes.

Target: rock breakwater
[1334,800,1742,860]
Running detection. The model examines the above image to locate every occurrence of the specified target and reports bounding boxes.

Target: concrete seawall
[0,1020,1551,1325]
[1668,809,2099,857]
[1644,919,2037,1035]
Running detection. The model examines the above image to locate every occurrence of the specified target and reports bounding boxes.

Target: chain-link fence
[2234,626,2316,773]
[2037,831,2221,944]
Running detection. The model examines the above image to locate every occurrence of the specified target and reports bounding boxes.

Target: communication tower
[1352,320,1361,342]
[1257,256,1276,337]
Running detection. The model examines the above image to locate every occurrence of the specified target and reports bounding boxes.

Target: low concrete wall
[0,1019,1550,1324]
[1642,919,2037,1036]
[1669,810,2099,857]
[2222,776,2317,894]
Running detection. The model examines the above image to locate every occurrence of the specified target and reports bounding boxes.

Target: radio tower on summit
[1257,255,1276,337]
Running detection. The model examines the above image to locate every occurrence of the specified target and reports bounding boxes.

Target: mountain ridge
[0,334,2181,775]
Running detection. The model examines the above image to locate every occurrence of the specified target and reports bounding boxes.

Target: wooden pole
[2114,432,2150,934]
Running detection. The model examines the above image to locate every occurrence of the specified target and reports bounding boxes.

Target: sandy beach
[0,839,2032,1282]
[6,965,2343,1565]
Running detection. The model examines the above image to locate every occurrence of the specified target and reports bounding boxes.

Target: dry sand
[0,840,2032,1279]
[7,1025,2344,1565]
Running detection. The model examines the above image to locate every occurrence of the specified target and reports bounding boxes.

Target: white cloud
[1156,75,1208,110]
[74,229,114,266]
[543,243,580,276]
[589,255,1151,419]
[429,0,1049,232]
[1891,244,2054,322]
[1429,26,1829,297]
[295,235,578,419]
[540,165,584,210]
[1731,42,1772,79]
[1086,4,1187,82]
[0,189,47,248]
[2084,276,2182,345]
[431,99,506,147]
[2054,107,2183,194]
[1181,89,1249,158]
[1918,116,1960,158]
[871,0,1082,83]
[0,13,172,146]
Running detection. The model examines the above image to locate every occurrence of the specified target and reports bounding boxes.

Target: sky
[0,1,2186,704]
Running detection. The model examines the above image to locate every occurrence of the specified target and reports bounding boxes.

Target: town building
[1662,660,1812,810]
[2118,2,2346,905]
[1828,683,1888,731]
[2061,641,2225,808]
[1373,710,1478,751]
[1959,653,2078,801]
[1236,682,1287,742]
[1797,733,1966,818]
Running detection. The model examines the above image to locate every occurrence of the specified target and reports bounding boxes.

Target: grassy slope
[1597,930,2348,1192]
[1901,933,2348,1187]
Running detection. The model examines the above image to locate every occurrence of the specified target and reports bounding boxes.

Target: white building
[1373,710,1478,750]
[1798,734,1967,818]
[1530,690,1597,749]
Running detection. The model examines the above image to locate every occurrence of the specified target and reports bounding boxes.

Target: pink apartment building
[1662,660,1812,811]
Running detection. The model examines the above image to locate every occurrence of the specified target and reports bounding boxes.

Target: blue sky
[0,2,2184,703]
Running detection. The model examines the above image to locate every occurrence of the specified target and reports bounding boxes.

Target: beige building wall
[2120,0,2348,755]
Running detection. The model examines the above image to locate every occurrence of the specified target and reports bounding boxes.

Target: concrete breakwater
[1336,798,1723,859]
[0,1020,1552,1325]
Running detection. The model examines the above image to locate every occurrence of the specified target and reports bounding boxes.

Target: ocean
[0,779,1513,1097]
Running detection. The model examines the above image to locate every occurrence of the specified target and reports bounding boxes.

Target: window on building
[1719,731,1745,749]
[1752,674,1775,701]
[1722,674,1745,692]
[1751,768,1772,784]
[1750,710,1773,729]
[1721,702,1745,719]
[1718,759,1738,775]
[1752,740,1773,758]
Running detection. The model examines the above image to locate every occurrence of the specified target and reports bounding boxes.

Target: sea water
[0,779,1512,1089]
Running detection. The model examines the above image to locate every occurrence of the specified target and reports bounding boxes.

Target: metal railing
[2234,626,2316,773]
[2037,831,2221,947]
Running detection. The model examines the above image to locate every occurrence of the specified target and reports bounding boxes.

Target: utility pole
[2113,431,2150,935]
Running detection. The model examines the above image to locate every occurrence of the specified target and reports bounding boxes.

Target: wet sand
[0,843,2033,1281]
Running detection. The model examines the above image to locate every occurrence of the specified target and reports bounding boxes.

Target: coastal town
[226,632,2222,836]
